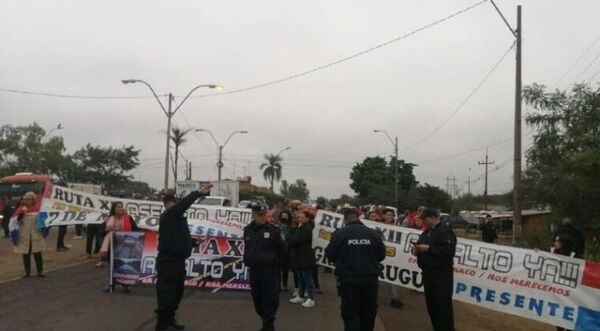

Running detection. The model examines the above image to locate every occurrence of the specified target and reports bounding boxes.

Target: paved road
[0,262,385,331]
[0,228,552,331]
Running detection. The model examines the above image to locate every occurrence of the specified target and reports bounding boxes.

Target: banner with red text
[112,231,250,292]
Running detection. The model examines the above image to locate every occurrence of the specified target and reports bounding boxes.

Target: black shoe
[390,299,404,309]
[37,273,46,278]
[57,247,69,252]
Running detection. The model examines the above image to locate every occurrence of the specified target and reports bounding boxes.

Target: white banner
[42,185,252,228]
[313,210,600,330]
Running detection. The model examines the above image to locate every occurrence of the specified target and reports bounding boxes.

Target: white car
[197,196,231,206]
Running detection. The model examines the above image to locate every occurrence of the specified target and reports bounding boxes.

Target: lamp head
[239,130,248,134]
[209,85,223,90]
[373,129,381,133]
[121,79,136,84]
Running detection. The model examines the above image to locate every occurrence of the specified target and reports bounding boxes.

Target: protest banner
[41,185,252,231]
[111,231,250,292]
[313,210,600,330]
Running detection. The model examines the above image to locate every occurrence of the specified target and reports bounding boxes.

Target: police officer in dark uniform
[325,208,386,331]
[412,208,457,331]
[243,201,287,331]
[155,184,212,331]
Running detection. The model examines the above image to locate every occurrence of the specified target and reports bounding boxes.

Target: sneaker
[289,296,305,304]
[64,244,73,248]
[302,298,315,307]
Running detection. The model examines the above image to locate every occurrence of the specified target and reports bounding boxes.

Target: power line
[403,41,516,151]
[556,35,600,87]
[1,1,488,101]
[568,51,600,87]
[0,88,166,100]
[185,0,489,99]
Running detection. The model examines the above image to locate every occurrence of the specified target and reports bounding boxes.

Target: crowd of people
[1,192,590,331]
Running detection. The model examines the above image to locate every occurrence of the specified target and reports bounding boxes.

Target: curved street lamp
[121,79,222,191]
[195,129,248,181]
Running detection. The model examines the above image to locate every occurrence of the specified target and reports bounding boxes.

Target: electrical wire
[402,41,516,151]
[556,35,600,87]
[0,88,166,100]
[1,0,488,101]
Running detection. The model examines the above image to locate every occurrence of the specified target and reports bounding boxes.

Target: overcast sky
[1,0,599,199]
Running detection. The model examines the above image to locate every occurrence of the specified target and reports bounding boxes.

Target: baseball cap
[162,194,177,204]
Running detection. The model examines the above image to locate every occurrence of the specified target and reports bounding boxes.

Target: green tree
[260,153,283,191]
[315,196,328,207]
[0,123,71,179]
[349,156,418,206]
[170,126,191,183]
[404,184,452,212]
[280,178,310,201]
[67,144,140,191]
[522,83,600,227]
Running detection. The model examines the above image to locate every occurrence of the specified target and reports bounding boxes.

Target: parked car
[442,215,475,229]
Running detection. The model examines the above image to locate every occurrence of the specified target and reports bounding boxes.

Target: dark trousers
[2,217,8,236]
[75,224,83,236]
[249,268,280,330]
[23,240,43,275]
[312,266,320,289]
[423,268,455,331]
[155,257,186,328]
[280,257,289,288]
[56,225,67,248]
[339,280,378,331]
[86,224,103,255]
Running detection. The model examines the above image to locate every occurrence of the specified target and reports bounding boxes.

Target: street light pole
[122,80,221,191]
[196,129,248,181]
[374,130,399,211]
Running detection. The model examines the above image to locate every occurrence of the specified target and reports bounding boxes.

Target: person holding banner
[155,184,212,331]
[10,192,47,278]
[325,208,386,331]
[100,201,139,293]
[244,201,288,331]
[412,208,457,331]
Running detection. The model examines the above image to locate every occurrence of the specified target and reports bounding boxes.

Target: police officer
[243,201,287,331]
[412,208,457,331]
[155,184,212,331]
[325,208,386,331]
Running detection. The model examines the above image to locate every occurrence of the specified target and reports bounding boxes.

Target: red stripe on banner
[582,260,600,289]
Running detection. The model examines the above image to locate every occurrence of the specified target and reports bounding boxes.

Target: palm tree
[170,126,191,183]
[260,153,283,191]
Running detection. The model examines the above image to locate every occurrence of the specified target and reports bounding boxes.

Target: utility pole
[445,173,456,199]
[164,93,173,190]
[217,145,224,181]
[478,148,495,210]
[513,5,523,244]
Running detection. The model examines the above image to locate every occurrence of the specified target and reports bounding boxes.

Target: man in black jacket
[413,208,457,331]
[244,202,287,331]
[325,208,386,331]
[155,184,212,331]
[554,217,585,258]
[480,214,497,243]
